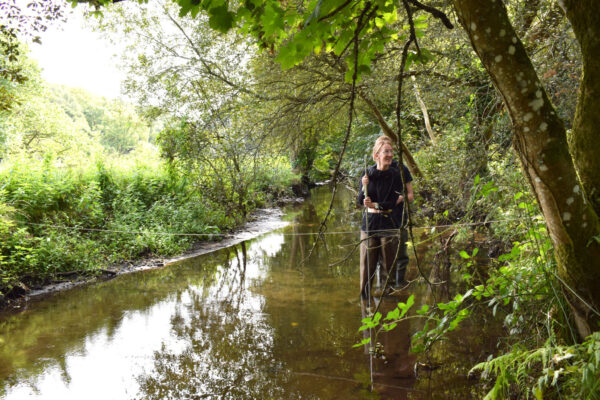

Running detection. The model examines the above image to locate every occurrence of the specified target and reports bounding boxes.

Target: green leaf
[178,1,191,16]
[261,3,285,39]
[382,322,397,331]
[333,29,353,56]
[353,337,371,348]
[358,312,382,331]
[385,307,400,321]
[382,11,397,24]
[344,67,354,83]
[414,14,428,24]
[514,191,524,200]
[373,312,382,324]
[208,5,235,32]
[459,250,470,259]
[405,52,414,70]
[358,64,371,75]
[397,294,415,319]
[275,44,297,70]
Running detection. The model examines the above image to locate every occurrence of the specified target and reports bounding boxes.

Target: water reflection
[1,185,499,399]
[136,248,286,399]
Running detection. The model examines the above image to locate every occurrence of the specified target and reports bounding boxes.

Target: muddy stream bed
[0,185,501,399]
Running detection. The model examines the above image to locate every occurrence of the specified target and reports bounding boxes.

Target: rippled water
[0,185,499,399]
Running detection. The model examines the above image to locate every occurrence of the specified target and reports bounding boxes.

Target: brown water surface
[0,185,498,399]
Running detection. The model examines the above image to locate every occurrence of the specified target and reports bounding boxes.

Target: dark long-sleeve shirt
[357,162,413,233]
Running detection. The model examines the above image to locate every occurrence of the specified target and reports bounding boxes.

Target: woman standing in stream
[357,136,414,298]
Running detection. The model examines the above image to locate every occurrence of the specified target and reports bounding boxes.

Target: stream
[0,185,500,399]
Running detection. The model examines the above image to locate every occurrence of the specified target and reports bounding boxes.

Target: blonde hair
[372,136,394,161]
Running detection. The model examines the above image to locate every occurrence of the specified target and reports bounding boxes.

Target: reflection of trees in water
[399,231,498,399]
[136,299,289,399]
[0,265,210,388]
[403,229,454,307]
[212,243,248,308]
[1,185,500,399]
[284,186,360,276]
[0,243,247,395]
[288,203,318,269]
[135,243,296,400]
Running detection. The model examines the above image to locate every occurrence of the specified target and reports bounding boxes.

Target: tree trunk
[451,0,600,339]
[562,0,600,216]
[411,76,437,146]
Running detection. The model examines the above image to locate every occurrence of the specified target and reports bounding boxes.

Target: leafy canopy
[73,0,422,82]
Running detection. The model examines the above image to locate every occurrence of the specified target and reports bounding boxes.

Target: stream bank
[0,207,292,313]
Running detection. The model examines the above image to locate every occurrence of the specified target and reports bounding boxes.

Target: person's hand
[396,195,404,205]
[363,196,374,208]
[362,175,369,187]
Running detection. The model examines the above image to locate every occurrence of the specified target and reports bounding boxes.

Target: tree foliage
[90,0,302,219]
[0,0,66,111]
[1,79,154,160]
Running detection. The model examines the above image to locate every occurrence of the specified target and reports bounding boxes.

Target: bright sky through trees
[27,4,124,99]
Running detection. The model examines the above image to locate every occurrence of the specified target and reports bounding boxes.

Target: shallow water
[0,185,499,399]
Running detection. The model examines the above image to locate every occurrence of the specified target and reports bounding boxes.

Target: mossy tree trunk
[562,1,600,215]
[452,0,600,339]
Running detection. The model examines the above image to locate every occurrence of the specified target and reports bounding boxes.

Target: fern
[471,333,600,399]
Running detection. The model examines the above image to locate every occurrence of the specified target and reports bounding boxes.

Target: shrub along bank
[0,156,296,303]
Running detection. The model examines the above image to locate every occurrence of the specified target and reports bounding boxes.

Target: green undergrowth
[423,182,600,398]
[0,155,294,299]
